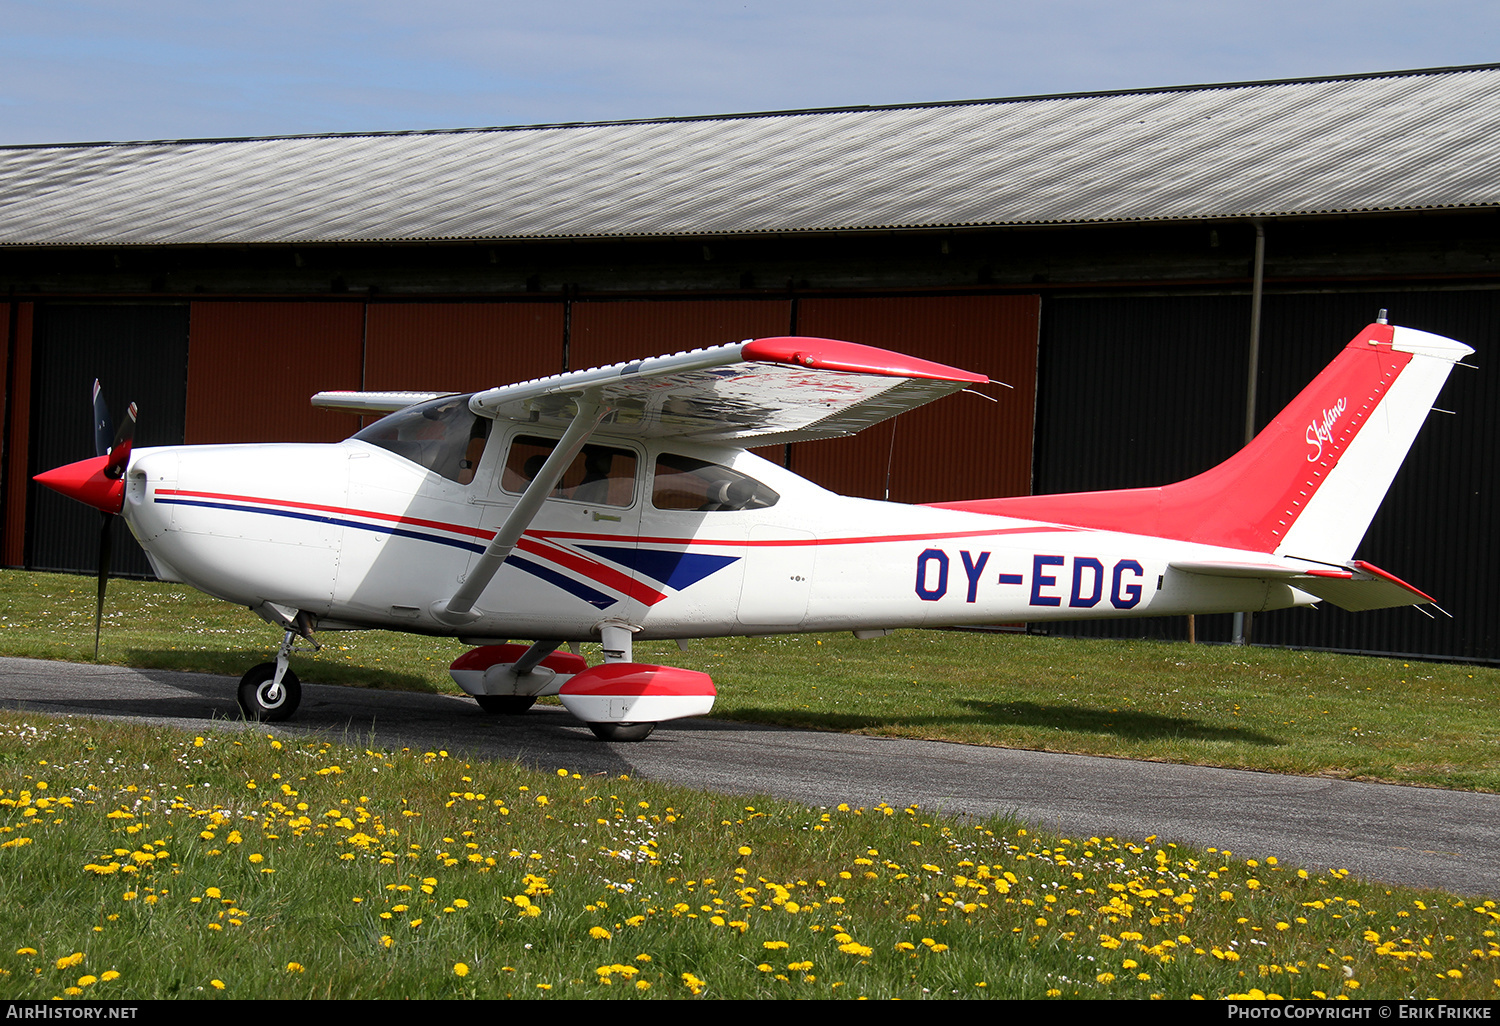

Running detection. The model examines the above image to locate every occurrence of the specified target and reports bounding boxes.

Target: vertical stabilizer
[929,323,1471,560]
[1272,324,1471,562]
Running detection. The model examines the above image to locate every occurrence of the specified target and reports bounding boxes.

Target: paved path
[1,655,1496,897]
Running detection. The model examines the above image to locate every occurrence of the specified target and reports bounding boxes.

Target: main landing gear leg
[587,623,656,742]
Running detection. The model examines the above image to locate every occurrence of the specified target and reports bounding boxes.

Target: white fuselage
[121,424,1313,643]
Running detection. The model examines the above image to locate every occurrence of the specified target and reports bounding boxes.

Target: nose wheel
[237,662,302,722]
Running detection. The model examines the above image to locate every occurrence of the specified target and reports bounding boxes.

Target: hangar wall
[5,292,1041,574]
[3,215,1498,663]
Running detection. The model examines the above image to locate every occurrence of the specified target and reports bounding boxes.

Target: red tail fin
[932,323,1470,559]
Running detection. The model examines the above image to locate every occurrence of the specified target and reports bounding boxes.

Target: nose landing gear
[237,613,318,722]
[238,662,302,722]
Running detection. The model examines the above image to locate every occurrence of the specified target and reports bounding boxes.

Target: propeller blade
[104,402,137,479]
[92,380,111,459]
[81,381,136,659]
[95,512,112,660]
[112,401,137,452]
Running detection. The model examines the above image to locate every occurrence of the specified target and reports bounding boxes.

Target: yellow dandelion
[210,979,225,990]
[454,963,470,977]
[286,962,304,974]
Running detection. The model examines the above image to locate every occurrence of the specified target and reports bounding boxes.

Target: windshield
[352,394,491,484]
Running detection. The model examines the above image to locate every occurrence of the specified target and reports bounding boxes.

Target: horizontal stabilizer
[1295,560,1436,612]
[1168,558,1433,611]
[312,391,454,414]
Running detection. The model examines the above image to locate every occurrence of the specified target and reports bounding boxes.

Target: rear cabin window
[652,454,779,511]
[352,394,490,484]
[502,436,637,508]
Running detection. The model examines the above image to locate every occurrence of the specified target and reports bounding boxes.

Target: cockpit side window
[502,435,637,508]
[653,454,779,511]
[352,394,491,484]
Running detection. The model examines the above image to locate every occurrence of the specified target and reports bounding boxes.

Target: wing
[467,336,989,444]
[310,390,455,414]
[361,335,990,627]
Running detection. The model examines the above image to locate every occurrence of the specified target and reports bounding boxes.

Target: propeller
[34,381,137,659]
[93,388,136,659]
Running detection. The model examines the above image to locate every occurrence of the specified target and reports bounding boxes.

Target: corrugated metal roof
[4,65,1500,247]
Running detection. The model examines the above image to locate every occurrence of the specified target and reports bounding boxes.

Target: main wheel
[237,663,302,722]
[474,695,537,714]
[588,722,655,742]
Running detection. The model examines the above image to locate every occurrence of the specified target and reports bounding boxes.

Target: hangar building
[3,63,1499,661]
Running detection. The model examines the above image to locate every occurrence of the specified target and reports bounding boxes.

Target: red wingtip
[743,337,989,384]
[34,455,125,514]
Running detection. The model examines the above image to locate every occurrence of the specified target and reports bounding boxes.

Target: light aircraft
[35,317,1470,740]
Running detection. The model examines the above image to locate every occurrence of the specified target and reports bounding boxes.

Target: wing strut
[431,399,608,626]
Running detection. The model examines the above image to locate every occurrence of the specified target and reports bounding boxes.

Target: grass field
[0,712,1495,1000]
[3,569,1498,792]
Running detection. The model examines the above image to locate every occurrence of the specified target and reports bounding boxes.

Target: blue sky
[2,0,1498,145]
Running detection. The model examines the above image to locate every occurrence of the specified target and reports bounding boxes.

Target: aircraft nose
[34,455,125,515]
